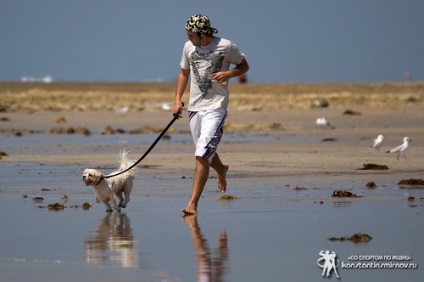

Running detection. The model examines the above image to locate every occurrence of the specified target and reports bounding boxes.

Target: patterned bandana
[185,14,218,36]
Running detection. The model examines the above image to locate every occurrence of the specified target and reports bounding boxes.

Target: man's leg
[183,109,227,215]
[182,156,210,215]
[210,153,229,193]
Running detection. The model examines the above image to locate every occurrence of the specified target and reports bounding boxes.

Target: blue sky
[1,0,423,83]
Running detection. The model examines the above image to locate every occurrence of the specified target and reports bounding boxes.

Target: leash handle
[105,102,184,179]
[173,101,184,119]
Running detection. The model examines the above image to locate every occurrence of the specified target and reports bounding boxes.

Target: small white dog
[82,150,136,212]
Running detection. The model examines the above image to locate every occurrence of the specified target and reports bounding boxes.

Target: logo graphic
[317,250,340,278]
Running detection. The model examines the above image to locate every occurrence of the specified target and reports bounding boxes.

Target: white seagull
[116,106,129,115]
[316,117,330,127]
[315,117,335,129]
[386,137,411,160]
[372,134,384,151]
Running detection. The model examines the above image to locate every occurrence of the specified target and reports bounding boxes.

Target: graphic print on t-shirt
[189,48,225,95]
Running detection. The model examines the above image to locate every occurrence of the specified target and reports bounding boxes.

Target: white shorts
[189,108,227,162]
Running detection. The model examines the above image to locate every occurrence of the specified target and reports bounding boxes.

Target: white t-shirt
[180,37,246,111]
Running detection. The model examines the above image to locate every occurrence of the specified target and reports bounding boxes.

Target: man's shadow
[84,213,139,268]
[182,215,229,281]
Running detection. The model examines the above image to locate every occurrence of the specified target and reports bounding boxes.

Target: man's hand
[212,58,249,84]
[173,101,184,119]
[211,71,230,84]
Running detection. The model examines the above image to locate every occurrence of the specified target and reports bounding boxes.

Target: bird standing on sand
[116,106,129,115]
[316,117,329,127]
[315,117,333,128]
[372,134,384,151]
[386,137,411,160]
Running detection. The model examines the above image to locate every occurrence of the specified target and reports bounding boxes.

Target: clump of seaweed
[398,179,424,185]
[329,233,372,243]
[32,197,44,203]
[82,202,91,210]
[358,163,388,170]
[343,109,361,115]
[219,195,238,200]
[293,186,307,191]
[365,182,377,189]
[37,202,91,210]
[331,190,362,198]
[321,138,338,142]
[45,203,65,210]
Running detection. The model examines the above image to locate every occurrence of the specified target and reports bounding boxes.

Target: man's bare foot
[182,205,198,216]
[217,165,229,193]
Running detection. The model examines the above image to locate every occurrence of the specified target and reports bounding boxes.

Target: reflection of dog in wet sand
[85,213,139,268]
[82,150,136,212]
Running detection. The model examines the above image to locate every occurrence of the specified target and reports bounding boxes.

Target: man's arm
[173,68,190,117]
[212,58,249,84]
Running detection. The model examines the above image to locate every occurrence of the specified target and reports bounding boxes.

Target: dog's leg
[110,198,121,212]
[103,201,113,213]
[122,181,133,208]
[115,193,124,208]
[122,192,130,208]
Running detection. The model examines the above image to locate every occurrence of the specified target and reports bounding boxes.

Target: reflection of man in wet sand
[183,215,229,281]
[85,213,139,268]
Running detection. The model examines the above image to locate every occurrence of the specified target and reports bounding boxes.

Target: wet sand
[1,82,424,281]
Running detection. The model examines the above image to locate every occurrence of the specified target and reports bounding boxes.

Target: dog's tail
[118,149,137,176]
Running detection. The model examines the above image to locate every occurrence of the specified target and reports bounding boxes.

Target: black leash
[105,104,183,179]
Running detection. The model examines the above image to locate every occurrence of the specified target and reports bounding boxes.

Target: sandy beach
[1,82,423,281]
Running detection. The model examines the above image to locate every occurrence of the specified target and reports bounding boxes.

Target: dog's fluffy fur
[82,150,136,212]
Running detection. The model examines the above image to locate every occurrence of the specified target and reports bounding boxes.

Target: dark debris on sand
[343,109,362,115]
[365,182,377,188]
[331,190,362,198]
[0,125,189,136]
[219,195,238,200]
[293,186,308,191]
[398,179,424,186]
[358,163,389,170]
[37,202,92,211]
[357,163,389,170]
[0,151,7,159]
[32,197,44,203]
[329,233,372,243]
[37,203,66,211]
[82,202,91,210]
[321,138,338,142]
